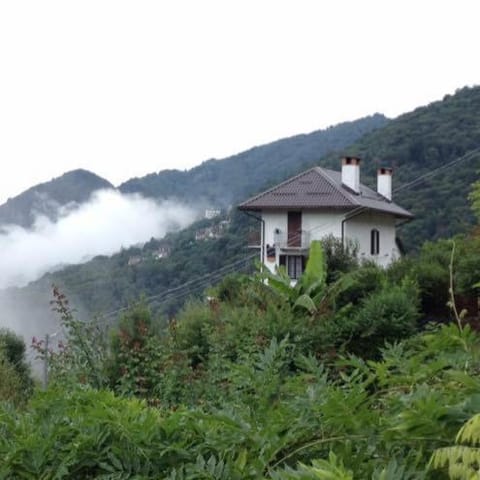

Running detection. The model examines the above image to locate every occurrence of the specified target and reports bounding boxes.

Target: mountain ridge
[0,169,114,229]
[0,114,388,230]
[2,86,480,331]
[118,114,389,206]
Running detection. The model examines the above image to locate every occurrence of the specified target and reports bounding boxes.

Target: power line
[47,145,480,333]
[93,252,257,323]
[284,145,480,242]
[393,147,480,194]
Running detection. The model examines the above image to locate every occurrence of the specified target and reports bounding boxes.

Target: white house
[238,157,413,279]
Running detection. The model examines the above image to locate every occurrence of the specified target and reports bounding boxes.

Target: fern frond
[430,445,480,479]
[457,414,480,446]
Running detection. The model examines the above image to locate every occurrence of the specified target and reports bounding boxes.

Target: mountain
[0,115,388,336]
[3,86,480,333]
[118,114,389,207]
[0,116,387,230]
[0,169,114,229]
[119,87,480,251]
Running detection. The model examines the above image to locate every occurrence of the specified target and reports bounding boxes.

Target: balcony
[247,229,311,250]
[274,230,310,250]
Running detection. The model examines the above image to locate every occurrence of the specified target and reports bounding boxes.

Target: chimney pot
[377,167,393,200]
[341,156,361,193]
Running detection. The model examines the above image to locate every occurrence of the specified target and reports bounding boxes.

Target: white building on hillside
[238,157,413,279]
[205,208,221,219]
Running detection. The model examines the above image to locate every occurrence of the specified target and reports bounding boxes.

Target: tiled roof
[238,167,413,219]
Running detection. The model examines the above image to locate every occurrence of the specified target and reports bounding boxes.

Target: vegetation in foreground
[3,180,480,478]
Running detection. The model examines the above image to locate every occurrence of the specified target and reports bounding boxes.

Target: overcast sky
[0,0,478,204]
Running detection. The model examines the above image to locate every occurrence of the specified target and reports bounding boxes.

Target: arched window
[370,229,380,255]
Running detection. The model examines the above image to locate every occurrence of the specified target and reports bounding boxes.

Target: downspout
[341,207,366,248]
[395,217,413,256]
[242,210,265,271]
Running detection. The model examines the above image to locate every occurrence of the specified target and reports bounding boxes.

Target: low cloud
[0,189,196,289]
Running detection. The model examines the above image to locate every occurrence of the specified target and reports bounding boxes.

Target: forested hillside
[0,115,386,231]
[320,86,480,250]
[118,114,388,206]
[0,169,113,228]
[0,210,256,321]
[7,86,479,322]
[121,87,480,253]
[2,88,480,477]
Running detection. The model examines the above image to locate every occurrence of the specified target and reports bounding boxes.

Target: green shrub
[331,278,420,358]
[0,351,23,405]
[0,328,33,402]
[0,388,190,478]
[172,300,217,366]
[108,301,165,399]
[321,234,359,283]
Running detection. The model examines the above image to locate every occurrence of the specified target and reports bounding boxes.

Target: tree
[0,328,33,401]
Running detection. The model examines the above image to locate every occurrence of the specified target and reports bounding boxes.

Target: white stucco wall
[344,211,399,267]
[262,211,288,248]
[259,209,400,272]
[303,211,344,241]
[261,210,345,273]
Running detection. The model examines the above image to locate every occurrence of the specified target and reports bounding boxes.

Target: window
[279,254,305,279]
[370,229,380,255]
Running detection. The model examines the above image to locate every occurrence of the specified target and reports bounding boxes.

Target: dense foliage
[3,309,480,478]
[5,87,480,325]
[2,234,480,478]
[1,86,480,477]
[0,328,33,405]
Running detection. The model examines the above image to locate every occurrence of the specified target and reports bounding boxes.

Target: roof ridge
[238,164,413,219]
[314,167,360,207]
[238,167,318,207]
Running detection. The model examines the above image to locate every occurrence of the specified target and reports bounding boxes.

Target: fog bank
[0,189,196,289]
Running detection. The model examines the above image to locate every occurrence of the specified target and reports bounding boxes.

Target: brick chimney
[377,167,393,200]
[341,156,361,193]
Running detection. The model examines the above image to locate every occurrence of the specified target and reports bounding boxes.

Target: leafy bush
[0,388,188,478]
[109,301,158,393]
[329,277,420,358]
[0,351,23,405]
[321,234,359,283]
[2,322,480,478]
[0,328,33,403]
[172,300,217,367]
[33,286,110,390]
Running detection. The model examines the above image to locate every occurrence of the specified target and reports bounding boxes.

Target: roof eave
[239,203,414,219]
[237,204,261,212]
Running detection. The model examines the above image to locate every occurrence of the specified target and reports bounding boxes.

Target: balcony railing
[247,230,310,250]
[274,230,310,249]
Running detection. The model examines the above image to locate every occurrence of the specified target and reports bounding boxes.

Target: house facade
[238,157,413,279]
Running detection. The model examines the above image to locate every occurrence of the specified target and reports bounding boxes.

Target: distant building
[195,220,230,242]
[205,208,221,219]
[128,256,142,266]
[152,246,171,260]
[238,157,413,280]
